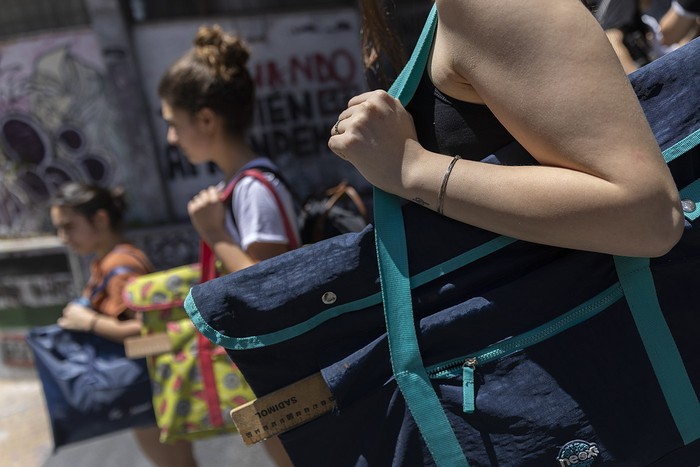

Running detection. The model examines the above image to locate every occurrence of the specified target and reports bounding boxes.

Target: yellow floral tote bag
[123,256,255,443]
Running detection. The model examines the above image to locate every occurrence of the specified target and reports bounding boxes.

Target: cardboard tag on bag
[124,333,172,358]
[230,372,335,445]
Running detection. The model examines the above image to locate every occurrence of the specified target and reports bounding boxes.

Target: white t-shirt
[223,158,300,251]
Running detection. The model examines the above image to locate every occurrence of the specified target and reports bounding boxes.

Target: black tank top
[406,71,515,161]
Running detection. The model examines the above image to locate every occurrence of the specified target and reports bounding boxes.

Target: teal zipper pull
[463,358,477,413]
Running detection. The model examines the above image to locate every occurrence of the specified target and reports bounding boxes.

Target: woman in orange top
[50,182,198,467]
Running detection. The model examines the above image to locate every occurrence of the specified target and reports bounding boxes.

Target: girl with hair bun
[159,25,297,467]
[50,182,198,467]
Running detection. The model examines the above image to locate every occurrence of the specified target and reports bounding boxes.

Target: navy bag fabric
[26,324,156,449]
[185,38,700,466]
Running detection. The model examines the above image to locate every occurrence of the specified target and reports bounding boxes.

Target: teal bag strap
[671,128,700,222]
[613,256,700,445]
[375,4,700,465]
[662,127,700,164]
[387,4,437,108]
[679,178,700,222]
[375,4,470,466]
[611,131,700,445]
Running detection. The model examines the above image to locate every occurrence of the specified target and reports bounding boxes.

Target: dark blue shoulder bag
[185,6,700,466]
[26,265,155,449]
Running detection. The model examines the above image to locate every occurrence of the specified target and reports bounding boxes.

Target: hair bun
[194,25,250,80]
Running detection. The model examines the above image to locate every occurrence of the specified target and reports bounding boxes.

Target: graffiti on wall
[0,272,75,309]
[0,31,127,237]
[250,46,360,160]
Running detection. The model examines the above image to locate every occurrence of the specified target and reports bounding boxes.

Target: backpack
[297,181,370,244]
[233,167,370,246]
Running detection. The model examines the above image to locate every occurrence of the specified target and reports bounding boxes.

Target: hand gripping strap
[614,256,700,445]
[377,5,700,464]
[374,4,470,466]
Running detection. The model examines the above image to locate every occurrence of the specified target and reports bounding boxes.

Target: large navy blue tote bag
[185,7,700,466]
[26,324,156,449]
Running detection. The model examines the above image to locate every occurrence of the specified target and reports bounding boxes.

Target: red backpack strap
[195,178,240,284]
[195,186,231,428]
[198,240,218,283]
[197,236,226,428]
[226,169,299,250]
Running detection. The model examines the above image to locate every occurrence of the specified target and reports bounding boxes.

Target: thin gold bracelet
[437,155,461,215]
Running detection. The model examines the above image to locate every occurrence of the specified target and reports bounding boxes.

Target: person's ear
[92,209,111,231]
[196,107,221,135]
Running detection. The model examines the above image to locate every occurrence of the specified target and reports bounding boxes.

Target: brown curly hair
[52,182,127,231]
[158,25,254,137]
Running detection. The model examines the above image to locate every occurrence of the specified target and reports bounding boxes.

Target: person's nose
[56,229,69,244]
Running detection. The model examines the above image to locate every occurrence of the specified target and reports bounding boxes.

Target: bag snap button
[681,199,696,213]
[321,292,337,305]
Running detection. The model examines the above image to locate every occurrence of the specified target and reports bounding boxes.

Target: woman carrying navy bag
[320,0,694,464]
[183,1,700,465]
[32,182,198,466]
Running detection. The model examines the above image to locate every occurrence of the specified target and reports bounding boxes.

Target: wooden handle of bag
[124,333,172,358]
[230,372,335,445]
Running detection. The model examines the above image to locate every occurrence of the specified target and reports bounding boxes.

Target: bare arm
[604,28,640,74]
[660,5,698,45]
[58,302,142,343]
[329,0,682,257]
[207,234,287,273]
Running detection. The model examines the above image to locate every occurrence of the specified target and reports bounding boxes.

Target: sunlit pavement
[0,377,52,467]
[0,374,275,467]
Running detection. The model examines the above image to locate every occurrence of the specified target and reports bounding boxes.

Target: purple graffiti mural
[0,40,122,237]
[1,114,50,165]
[1,112,110,209]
